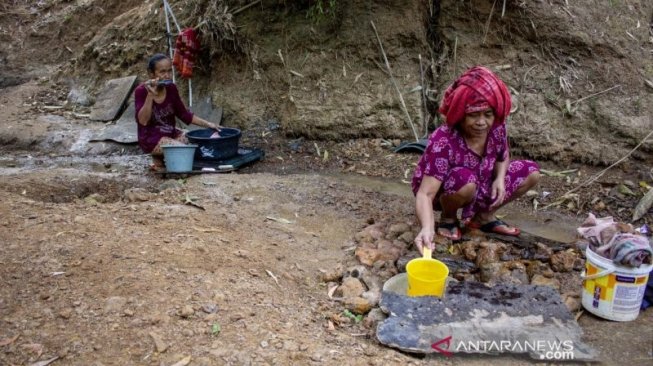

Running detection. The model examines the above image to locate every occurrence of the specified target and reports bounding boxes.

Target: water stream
[0,150,580,243]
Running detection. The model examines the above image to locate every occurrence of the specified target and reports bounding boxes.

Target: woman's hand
[144,78,159,95]
[414,227,435,256]
[490,177,506,209]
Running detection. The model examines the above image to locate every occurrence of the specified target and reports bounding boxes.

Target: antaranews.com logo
[431,336,575,360]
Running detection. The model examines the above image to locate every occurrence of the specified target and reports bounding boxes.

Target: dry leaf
[327,284,338,298]
[645,79,653,90]
[633,188,653,222]
[289,70,304,78]
[265,269,281,287]
[540,168,577,177]
[0,334,19,346]
[184,194,205,210]
[29,357,59,366]
[618,184,636,196]
[170,356,192,366]
[192,226,221,233]
[277,49,285,66]
[21,343,43,357]
[265,216,294,224]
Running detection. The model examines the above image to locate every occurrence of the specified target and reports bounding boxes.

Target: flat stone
[90,76,137,121]
[387,223,411,239]
[180,95,223,131]
[550,250,577,272]
[104,296,127,314]
[377,280,597,360]
[531,274,561,290]
[149,331,168,353]
[90,101,137,143]
[180,305,195,318]
[335,277,366,299]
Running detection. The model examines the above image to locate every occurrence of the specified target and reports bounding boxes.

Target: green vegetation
[306,0,337,23]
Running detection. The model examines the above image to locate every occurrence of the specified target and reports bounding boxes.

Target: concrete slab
[179,95,223,131]
[377,278,598,361]
[89,102,137,144]
[90,75,137,121]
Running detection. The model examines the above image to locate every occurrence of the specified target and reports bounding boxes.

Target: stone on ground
[377,280,597,360]
[90,75,137,121]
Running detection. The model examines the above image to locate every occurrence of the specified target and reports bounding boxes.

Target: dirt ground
[1,80,653,366]
[1,0,653,365]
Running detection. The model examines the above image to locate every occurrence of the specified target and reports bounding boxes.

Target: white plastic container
[581,247,653,321]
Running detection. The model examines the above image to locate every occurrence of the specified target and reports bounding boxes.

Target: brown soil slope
[1,0,652,164]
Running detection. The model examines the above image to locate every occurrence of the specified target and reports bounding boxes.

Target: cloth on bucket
[577,213,653,267]
[642,275,653,310]
[173,28,200,79]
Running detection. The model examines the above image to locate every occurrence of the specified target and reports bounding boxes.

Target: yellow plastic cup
[406,248,449,297]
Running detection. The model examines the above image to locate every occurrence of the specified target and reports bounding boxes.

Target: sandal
[437,220,462,241]
[149,163,165,172]
[467,219,520,236]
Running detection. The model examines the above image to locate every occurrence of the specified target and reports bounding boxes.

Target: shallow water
[0,152,150,176]
[1,150,581,243]
[333,173,580,244]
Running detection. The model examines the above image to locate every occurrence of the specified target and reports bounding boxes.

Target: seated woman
[412,66,540,253]
[135,53,220,170]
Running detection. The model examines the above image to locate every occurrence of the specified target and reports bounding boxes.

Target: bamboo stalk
[233,0,262,15]
[370,21,419,142]
[418,54,429,137]
[483,0,497,45]
[571,85,621,105]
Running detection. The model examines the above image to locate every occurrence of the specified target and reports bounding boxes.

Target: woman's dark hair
[147,54,170,73]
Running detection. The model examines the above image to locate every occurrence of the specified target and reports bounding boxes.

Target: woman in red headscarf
[412,66,540,253]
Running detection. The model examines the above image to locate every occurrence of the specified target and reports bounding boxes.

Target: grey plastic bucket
[162,144,197,172]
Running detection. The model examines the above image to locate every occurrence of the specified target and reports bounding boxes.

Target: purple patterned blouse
[411,123,512,219]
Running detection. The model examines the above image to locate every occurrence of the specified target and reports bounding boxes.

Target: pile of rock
[353,222,416,270]
[323,220,586,327]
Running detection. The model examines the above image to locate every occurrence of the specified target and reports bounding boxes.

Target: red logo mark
[431,335,453,357]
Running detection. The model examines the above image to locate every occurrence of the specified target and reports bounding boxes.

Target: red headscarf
[439,66,512,127]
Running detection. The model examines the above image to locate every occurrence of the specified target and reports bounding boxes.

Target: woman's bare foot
[150,156,165,172]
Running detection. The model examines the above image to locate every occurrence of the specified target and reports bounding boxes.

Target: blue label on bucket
[615,275,636,283]
[592,287,600,308]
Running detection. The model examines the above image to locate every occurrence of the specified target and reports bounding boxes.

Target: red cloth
[439,66,512,127]
[173,28,200,79]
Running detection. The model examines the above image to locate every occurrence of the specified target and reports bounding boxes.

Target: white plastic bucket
[581,247,653,321]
